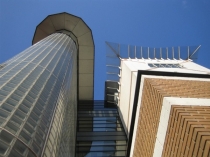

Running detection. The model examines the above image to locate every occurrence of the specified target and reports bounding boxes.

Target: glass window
[6,82,16,89]
[39,121,47,133]
[0,95,5,102]
[14,73,25,80]
[10,115,23,127]
[1,103,14,112]
[14,109,26,120]
[34,134,44,148]
[17,86,27,94]
[21,80,31,87]
[8,149,23,157]
[19,130,31,144]
[28,91,37,99]
[0,108,10,119]
[30,88,39,96]
[40,49,57,68]
[27,117,37,129]
[19,104,30,114]
[6,98,18,107]
[13,140,28,156]
[22,99,33,109]
[5,121,19,134]
[0,117,6,126]
[27,150,36,157]
[33,85,41,93]
[41,117,50,127]
[25,95,35,104]
[1,86,13,93]
[10,93,22,102]
[0,89,9,97]
[0,141,9,156]
[35,103,44,112]
[21,81,31,89]
[148,63,183,68]
[0,130,14,144]
[23,123,34,136]
[36,127,45,140]
[32,47,52,64]
[37,98,46,108]
[35,80,44,89]
[33,107,41,117]
[30,112,39,123]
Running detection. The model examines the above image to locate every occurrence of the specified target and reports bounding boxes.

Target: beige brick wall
[162,106,210,157]
[133,78,210,157]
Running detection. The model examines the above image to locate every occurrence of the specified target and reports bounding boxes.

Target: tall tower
[105,42,210,157]
[0,13,94,157]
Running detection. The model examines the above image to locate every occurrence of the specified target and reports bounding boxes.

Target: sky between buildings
[0,0,210,100]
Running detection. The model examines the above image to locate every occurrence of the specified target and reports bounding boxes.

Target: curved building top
[32,12,94,100]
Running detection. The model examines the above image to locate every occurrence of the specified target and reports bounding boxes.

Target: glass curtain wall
[0,33,77,157]
[76,101,127,157]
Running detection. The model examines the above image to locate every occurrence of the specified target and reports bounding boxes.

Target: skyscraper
[0,12,94,157]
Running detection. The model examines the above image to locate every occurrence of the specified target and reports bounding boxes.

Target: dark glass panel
[1,103,14,112]
[10,93,21,102]
[0,117,6,126]
[27,117,37,129]
[34,134,44,148]
[27,150,36,157]
[5,121,20,134]
[30,112,39,123]
[22,99,33,109]
[16,86,27,94]
[13,140,28,156]
[23,123,34,136]
[6,82,16,89]
[19,130,31,144]
[10,115,23,127]
[76,101,127,156]
[14,109,27,120]
[0,89,9,97]
[8,149,24,157]
[1,85,13,93]
[0,108,10,118]
[0,141,9,156]
[18,104,30,114]
[36,127,46,140]
[31,142,41,156]
[0,130,14,144]
[5,98,18,107]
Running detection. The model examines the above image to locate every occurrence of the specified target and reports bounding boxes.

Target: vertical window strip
[42,38,77,157]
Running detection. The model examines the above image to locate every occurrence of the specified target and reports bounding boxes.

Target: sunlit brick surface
[162,106,210,157]
[133,78,210,157]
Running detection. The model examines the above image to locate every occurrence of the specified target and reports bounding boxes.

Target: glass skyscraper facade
[0,12,129,157]
[0,33,77,157]
[0,11,96,157]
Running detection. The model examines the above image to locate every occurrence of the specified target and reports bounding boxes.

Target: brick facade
[162,106,210,157]
[133,78,210,157]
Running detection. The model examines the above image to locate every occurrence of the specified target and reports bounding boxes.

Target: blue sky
[0,0,210,100]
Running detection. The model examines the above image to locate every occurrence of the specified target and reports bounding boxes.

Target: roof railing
[106,41,201,105]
